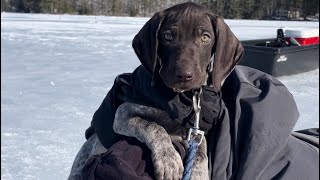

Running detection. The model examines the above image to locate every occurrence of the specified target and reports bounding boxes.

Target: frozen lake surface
[1,13,319,180]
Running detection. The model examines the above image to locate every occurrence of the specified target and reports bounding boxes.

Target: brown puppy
[132,2,243,93]
[113,2,244,180]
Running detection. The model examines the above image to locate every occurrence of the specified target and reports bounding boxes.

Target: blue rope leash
[182,139,200,180]
[181,88,204,180]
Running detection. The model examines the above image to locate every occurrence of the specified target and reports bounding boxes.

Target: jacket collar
[131,65,221,133]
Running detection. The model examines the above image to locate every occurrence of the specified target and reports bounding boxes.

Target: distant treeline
[1,0,319,19]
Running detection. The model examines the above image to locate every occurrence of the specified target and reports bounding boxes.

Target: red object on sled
[284,28,319,46]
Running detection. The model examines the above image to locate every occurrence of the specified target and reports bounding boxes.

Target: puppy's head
[133,2,244,92]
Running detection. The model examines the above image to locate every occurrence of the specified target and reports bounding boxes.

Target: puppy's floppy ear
[210,15,244,92]
[132,12,164,84]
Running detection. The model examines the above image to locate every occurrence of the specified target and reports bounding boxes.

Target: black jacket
[84,65,319,180]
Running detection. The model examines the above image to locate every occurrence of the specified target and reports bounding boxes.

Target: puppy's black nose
[176,71,193,82]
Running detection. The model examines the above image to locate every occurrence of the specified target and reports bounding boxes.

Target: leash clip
[187,127,205,145]
[187,88,205,144]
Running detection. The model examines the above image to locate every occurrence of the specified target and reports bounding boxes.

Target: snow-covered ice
[1,13,319,180]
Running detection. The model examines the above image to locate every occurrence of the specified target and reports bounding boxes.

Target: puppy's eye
[201,34,211,43]
[163,31,173,41]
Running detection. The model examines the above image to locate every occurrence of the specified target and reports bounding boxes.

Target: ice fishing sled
[239,28,319,77]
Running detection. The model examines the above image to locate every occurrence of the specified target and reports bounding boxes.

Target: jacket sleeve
[85,74,133,149]
[215,65,318,180]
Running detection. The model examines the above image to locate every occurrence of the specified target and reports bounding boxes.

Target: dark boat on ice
[239,28,319,77]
